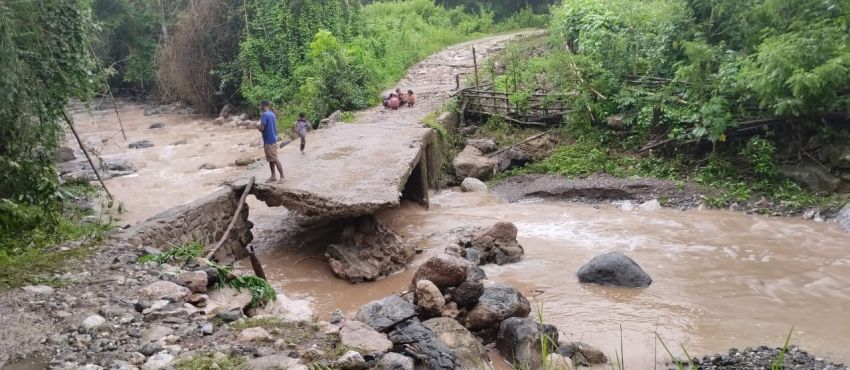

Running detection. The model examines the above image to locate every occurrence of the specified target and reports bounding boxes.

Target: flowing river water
[67,102,850,368]
[247,190,850,369]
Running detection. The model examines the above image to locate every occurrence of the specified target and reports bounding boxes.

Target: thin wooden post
[455,74,460,90]
[472,47,479,89]
[248,246,266,279]
[205,176,255,261]
[61,110,112,199]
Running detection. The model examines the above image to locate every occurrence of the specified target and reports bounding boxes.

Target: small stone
[215,308,244,323]
[377,353,414,370]
[460,177,488,192]
[440,301,460,319]
[81,314,106,330]
[142,325,173,343]
[163,335,180,345]
[22,285,55,295]
[141,281,191,302]
[141,352,174,370]
[130,352,146,365]
[547,353,574,369]
[170,139,187,146]
[149,122,166,129]
[199,163,217,171]
[239,327,272,342]
[138,343,163,357]
[235,157,257,166]
[176,271,208,293]
[201,323,214,335]
[129,140,154,149]
[329,309,344,325]
[335,350,366,370]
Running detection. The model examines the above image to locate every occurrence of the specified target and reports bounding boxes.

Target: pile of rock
[213,113,260,129]
[452,136,550,182]
[445,221,525,266]
[342,252,609,369]
[324,216,416,283]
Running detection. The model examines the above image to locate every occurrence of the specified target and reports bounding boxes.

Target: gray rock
[460,177,488,192]
[422,317,489,369]
[149,123,166,129]
[176,271,208,294]
[451,280,484,309]
[466,138,498,154]
[576,251,652,288]
[201,323,214,335]
[497,317,542,369]
[102,157,136,175]
[170,139,187,146]
[837,202,850,233]
[492,148,532,172]
[140,281,191,302]
[558,341,608,365]
[410,254,470,289]
[81,314,106,331]
[141,325,172,343]
[199,163,217,170]
[239,327,272,342]
[138,343,163,357]
[235,157,258,166]
[467,222,524,265]
[415,279,445,314]
[22,285,55,295]
[215,308,244,323]
[57,146,76,162]
[387,320,459,369]
[244,354,303,370]
[464,284,531,331]
[453,146,494,180]
[329,309,344,325]
[339,320,393,354]
[377,352,414,370]
[335,350,366,370]
[141,352,173,370]
[128,140,154,149]
[779,164,841,193]
[355,295,418,332]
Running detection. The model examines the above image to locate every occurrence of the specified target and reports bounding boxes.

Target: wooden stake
[472,47,479,89]
[61,110,112,199]
[455,74,460,90]
[248,246,266,280]
[205,176,255,260]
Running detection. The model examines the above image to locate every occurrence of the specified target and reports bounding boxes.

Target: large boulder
[576,252,652,288]
[467,222,525,265]
[387,320,459,369]
[779,163,841,193]
[340,320,393,354]
[176,271,208,294]
[464,284,531,331]
[460,177,488,192]
[355,295,419,332]
[453,146,494,180]
[411,254,471,289]
[423,318,491,369]
[497,317,543,369]
[140,281,191,302]
[415,279,446,314]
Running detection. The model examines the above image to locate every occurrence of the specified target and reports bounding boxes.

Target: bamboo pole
[61,110,112,199]
[472,47,479,89]
[205,176,255,261]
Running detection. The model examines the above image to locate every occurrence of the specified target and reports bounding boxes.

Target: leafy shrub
[138,241,203,265]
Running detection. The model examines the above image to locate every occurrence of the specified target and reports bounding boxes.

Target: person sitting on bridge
[406,90,416,107]
[395,88,405,104]
[258,100,284,183]
[387,93,401,110]
[294,112,309,154]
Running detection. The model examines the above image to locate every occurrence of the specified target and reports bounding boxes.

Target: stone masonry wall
[124,187,252,262]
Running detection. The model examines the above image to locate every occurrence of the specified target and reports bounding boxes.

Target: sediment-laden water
[250,190,850,368]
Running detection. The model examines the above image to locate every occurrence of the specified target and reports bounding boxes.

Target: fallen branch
[61,110,112,199]
[205,176,254,260]
[487,129,555,158]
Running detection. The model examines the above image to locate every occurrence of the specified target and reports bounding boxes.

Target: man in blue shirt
[258,100,284,183]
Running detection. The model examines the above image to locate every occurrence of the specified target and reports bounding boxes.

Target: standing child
[406,90,416,107]
[295,112,309,154]
[258,100,284,183]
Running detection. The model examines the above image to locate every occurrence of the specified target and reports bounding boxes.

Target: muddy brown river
[247,190,850,368]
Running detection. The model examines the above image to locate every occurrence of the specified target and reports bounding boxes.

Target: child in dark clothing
[295,112,309,154]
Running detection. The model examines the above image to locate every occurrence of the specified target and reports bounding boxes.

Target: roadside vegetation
[478,0,850,211]
[0,0,548,287]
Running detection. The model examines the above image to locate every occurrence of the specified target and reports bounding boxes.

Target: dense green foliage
[241,0,503,123]
[491,0,850,145]
[1,0,100,238]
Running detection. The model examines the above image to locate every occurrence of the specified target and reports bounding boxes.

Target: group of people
[383,88,416,110]
[257,99,309,183]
